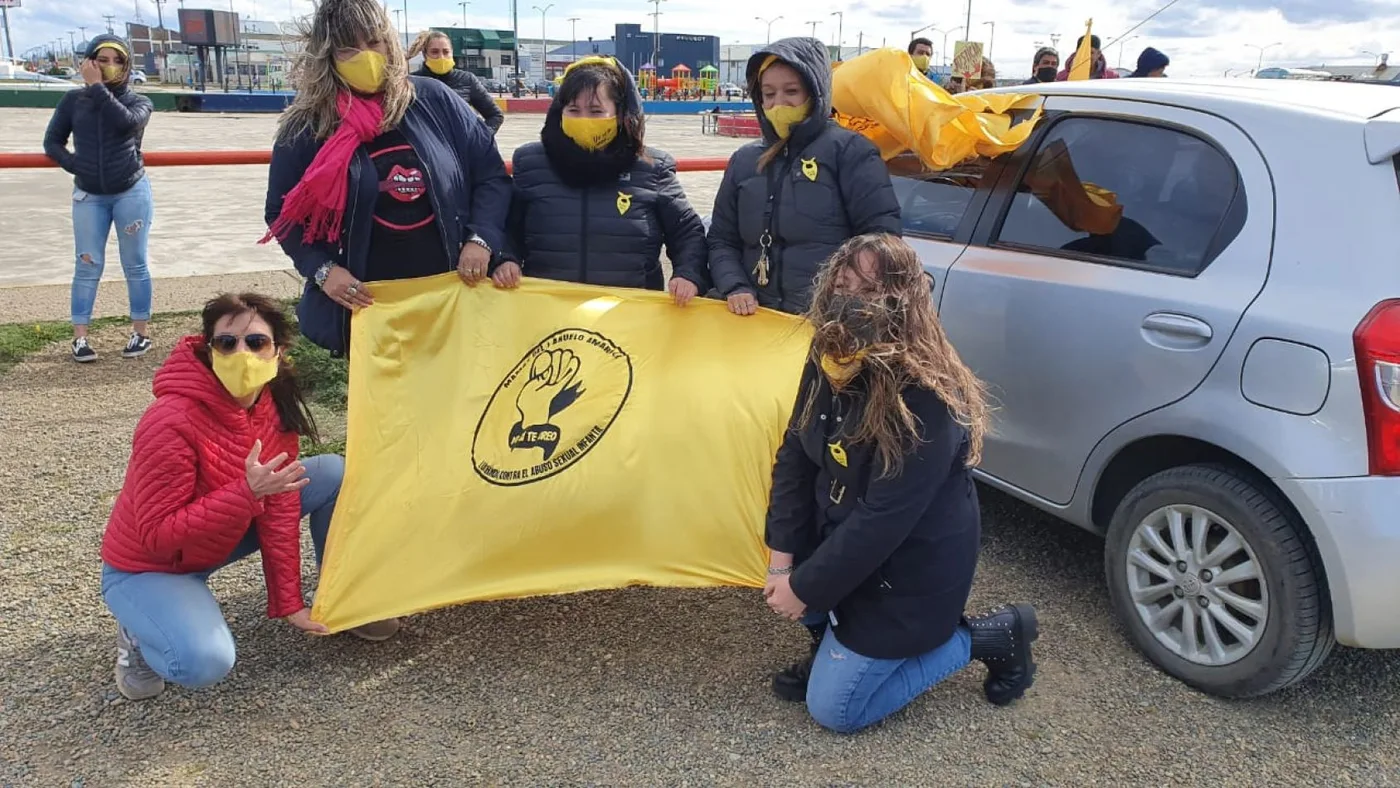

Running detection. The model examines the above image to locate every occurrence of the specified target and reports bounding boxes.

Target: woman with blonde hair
[262,0,511,355]
[407,29,505,135]
[706,38,900,317]
[761,234,1039,733]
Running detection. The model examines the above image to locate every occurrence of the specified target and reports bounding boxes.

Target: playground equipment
[637,62,656,94]
[699,64,719,93]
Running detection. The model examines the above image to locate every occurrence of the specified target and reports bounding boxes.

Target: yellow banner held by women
[309,274,813,633]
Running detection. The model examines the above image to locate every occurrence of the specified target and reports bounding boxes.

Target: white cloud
[8,0,1400,78]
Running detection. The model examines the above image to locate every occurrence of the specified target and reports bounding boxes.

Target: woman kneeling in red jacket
[100,293,396,701]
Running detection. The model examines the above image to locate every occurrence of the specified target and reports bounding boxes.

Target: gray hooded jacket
[705,38,901,314]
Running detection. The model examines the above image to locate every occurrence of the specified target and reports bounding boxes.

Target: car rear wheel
[1104,463,1334,698]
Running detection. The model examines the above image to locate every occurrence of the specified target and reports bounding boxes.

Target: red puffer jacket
[101,335,305,618]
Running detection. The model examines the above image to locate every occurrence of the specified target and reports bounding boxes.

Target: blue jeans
[805,625,972,734]
[100,454,344,688]
[71,177,154,325]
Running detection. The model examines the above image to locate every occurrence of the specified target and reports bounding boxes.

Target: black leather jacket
[413,65,505,134]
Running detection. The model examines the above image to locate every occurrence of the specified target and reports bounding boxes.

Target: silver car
[894,78,1400,697]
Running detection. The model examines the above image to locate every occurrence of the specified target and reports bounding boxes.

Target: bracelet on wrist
[767,566,793,575]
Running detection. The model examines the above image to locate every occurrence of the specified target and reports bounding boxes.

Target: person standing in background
[1056,35,1120,80]
[407,29,506,135]
[908,38,937,81]
[42,34,155,364]
[1130,47,1170,78]
[1023,47,1059,84]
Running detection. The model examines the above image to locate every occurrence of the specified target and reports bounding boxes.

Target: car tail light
[1354,299,1400,475]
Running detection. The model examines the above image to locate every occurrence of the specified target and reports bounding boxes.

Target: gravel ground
[3,323,1400,786]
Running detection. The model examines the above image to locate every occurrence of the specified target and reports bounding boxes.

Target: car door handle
[1141,313,1213,350]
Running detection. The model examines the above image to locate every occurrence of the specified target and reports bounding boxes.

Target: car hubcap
[1125,504,1268,666]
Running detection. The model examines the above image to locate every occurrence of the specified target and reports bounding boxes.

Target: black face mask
[821,294,880,346]
[1036,66,1057,82]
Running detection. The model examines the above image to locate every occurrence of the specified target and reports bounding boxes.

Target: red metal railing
[0,151,733,172]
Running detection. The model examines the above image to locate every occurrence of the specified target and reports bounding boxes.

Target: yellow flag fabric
[309,274,813,633]
[1068,20,1094,81]
[831,47,1042,169]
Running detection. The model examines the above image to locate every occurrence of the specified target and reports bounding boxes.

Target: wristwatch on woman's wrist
[466,233,492,256]
[313,262,336,288]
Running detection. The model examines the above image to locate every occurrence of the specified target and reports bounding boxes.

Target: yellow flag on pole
[1068,19,1094,81]
[309,274,813,633]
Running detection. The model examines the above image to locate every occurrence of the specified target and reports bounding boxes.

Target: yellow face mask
[912,54,931,72]
[425,57,455,75]
[819,349,868,388]
[212,351,280,400]
[100,65,125,83]
[765,101,811,140]
[561,115,619,151]
[336,49,388,94]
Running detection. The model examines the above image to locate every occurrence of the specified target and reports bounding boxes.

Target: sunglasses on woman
[211,333,274,354]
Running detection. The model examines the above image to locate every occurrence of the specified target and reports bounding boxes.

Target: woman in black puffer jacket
[43,34,155,364]
[407,29,505,135]
[491,57,710,304]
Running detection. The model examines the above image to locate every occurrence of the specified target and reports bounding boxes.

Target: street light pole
[568,16,579,63]
[533,3,553,80]
[1244,41,1282,74]
[1116,34,1138,68]
[647,0,665,68]
[982,20,993,61]
[830,11,843,60]
[933,25,961,67]
[756,15,782,45]
[458,1,469,27]
[805,20,819,39]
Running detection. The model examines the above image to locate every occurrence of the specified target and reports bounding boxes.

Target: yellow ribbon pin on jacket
[617,191,632,215]
[828,439,848,467]
[801,157,819,182]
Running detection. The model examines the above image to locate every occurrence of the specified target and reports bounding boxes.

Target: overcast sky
[7,0,1398,78]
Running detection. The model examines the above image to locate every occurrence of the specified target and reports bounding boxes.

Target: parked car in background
[130,69,147,84]
[884,78,1400,698]
[718,82,745,98]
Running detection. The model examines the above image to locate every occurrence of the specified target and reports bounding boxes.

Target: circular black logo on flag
[471,329,633,486]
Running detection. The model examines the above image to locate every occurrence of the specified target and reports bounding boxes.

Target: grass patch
[288,335,348,411]
[0,316,129,373]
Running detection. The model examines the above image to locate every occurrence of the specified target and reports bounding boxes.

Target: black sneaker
[122,333,153,359]
[72,337,97,363]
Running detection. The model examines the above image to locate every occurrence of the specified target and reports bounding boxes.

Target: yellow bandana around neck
[820,349,868,387]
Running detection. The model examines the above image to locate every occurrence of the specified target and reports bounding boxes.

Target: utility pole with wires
[647,0,664,68]
[103,14,117,34]
[152,0,171,80]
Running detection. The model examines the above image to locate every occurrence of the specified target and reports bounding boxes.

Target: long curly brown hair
[800,234,990,476]
[277,0,414,143]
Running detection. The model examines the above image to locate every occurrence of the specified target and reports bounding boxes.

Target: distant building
[124,22,182,78]
[613,23,718,78]
[719,43,866,86]
[431,27,521,82]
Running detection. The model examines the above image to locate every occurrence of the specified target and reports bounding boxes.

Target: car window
[994,117,1242,275]
[886,154,990,238]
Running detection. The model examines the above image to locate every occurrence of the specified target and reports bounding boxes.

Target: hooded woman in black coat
[491,57,710,304]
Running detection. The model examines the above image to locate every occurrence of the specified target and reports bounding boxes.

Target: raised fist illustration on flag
[508,348,586,460]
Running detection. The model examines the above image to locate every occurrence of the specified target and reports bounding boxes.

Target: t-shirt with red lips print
[363,129,451,283]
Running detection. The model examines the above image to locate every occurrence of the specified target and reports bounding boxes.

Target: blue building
[613,23,718,77]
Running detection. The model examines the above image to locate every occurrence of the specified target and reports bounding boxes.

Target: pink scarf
[260,92,385,246]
